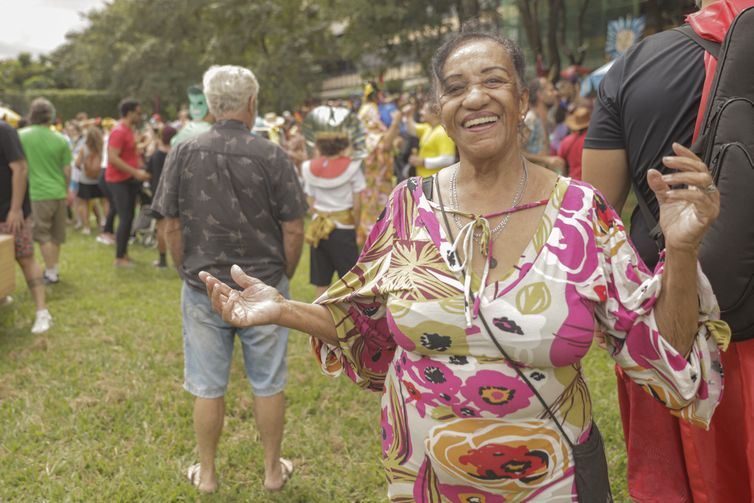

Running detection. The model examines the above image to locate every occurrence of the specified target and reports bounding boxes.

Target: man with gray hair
[152,65,306,494]
[19,97,73,285]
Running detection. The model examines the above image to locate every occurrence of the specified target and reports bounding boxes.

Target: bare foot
[264,458,293,492]
[187,463,218,494]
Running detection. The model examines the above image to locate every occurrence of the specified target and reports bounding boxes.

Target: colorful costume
[357,101,395,246]
[303,155,366,286]
[312,176,727,502]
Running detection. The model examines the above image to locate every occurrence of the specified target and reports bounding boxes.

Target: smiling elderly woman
[200,31,730,502]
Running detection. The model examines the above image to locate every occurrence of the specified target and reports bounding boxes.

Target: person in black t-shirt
[0,119,52,334]
[583,1,754,501]
[145,125,176,267]
[583,29,704,269]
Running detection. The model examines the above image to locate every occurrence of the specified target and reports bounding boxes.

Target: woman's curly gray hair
[202,65,259,117]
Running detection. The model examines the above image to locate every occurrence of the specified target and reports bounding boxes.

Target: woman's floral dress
[312,176,728,502]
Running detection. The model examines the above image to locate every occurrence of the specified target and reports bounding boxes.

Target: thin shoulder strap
[674,24,720,58]
[476,309,577,449]
[435,172,456,243]
[422,175,434,201]
[435,170,576,447]
[631,179,665,251]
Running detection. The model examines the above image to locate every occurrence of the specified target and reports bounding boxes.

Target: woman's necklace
[449,158,528,268]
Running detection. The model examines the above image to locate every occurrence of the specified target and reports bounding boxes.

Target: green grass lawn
[0,228,631,502]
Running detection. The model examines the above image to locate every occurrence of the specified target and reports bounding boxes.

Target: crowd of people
[1,0,752,501]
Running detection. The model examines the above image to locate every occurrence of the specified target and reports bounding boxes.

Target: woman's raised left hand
[648,142,720,253]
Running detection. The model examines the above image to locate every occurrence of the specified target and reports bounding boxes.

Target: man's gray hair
[202,65,259,117]
[28,97,55,125]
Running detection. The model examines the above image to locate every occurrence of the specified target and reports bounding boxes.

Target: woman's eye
[485,78,505,86]
[444,84,465,96]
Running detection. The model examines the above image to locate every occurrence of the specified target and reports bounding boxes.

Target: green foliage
[0,226,630,501]
[0,53,56,92]
[22,75,56,90]
[45,0,337,115]
[0,89,120,121]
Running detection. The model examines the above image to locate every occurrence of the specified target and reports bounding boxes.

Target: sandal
[187,463,217,494]
[264,458,294,492]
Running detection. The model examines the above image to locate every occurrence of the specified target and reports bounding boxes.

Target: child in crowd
[301,106,366,297]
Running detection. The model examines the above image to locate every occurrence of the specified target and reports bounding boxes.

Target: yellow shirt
[415,123,456,177]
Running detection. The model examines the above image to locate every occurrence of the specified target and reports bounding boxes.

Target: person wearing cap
[301,106,367,297]
[170,85,214,147]
[556,98,592,180]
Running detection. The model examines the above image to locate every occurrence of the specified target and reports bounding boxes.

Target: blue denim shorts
[181,276,289,398]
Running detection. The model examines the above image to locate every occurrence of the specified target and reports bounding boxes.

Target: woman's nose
[462,84,489,108]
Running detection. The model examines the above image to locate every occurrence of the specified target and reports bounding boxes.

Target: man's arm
[164,217,183,270]
[582,148,631,212]
[6,159,28,233]
[282,218,304,279]
[108,145,149,181]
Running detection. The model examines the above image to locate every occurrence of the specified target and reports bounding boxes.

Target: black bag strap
[422,176,434,200]
[475,309,577,448]
[640,24,722,250]
[631,179,665,251]
[433,171,577,449]
[674,24,721,58]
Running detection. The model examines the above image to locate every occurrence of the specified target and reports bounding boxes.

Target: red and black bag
[636,7,754,341]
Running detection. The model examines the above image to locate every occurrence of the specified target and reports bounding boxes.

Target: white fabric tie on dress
[447,215,492,328]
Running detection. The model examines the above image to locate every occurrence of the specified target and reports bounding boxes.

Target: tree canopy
[1,0,697,116]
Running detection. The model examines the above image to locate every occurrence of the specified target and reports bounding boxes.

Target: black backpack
[635,7,754,342]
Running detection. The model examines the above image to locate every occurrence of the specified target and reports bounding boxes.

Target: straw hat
[264,112,285,128]
[565,104,592,131]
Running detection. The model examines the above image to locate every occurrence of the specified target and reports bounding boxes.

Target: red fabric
[680,338,754,503]
[616,368,693,503]
[310,156,351,178]
[557,131,586,180]
[621,4,754,502]
[106,122,140,183]
[686,0,754,139]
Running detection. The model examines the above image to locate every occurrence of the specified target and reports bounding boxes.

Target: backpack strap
[630,178,665,251]
[422,176,434,200]
[674,24,721,58]
[632,23,720,253]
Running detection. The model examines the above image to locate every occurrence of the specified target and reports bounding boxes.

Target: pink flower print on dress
[461,370,534,416]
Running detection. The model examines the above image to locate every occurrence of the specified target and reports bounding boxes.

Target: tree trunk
[516,0,543,57]
[546,0,562,81]
[455,0,467,26]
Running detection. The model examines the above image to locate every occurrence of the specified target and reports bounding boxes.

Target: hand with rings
[647,142,720,253]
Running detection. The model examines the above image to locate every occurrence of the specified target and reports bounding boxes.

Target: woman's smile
[462,112,499,131]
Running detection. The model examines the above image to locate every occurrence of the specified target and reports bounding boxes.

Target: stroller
[130,182,157,248]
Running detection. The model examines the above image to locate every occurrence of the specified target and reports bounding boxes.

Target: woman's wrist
[664,244,699,260]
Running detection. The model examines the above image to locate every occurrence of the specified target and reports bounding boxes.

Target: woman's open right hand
[199,265,286,328]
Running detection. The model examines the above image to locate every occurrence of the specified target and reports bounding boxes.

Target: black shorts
[77,182,103,200]
[310,228,359,287]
